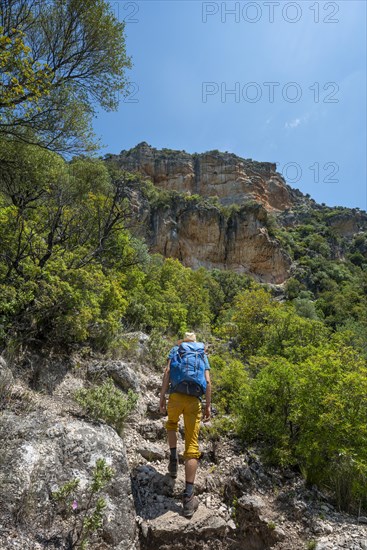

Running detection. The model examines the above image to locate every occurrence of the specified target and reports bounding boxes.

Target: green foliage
[145,329,172,370]
[0,144,146,349]
[0,0,131,153]
[148,186,221,211]
[210,354,249,417]
[275,205,367,338]
[75,378,138,433]
[348,251,365,267]
[239,345,367,511]
[0,25,53,108]
[218,288,276,356]
[90,458,114,493]
[80,497,107,549]
[265,214,278,237]
[209,281,367,510]
[207,269,252,320]
[52,479,80,502]
[292,298,319,320]
[125,257,213,334]
[51,458,113,549]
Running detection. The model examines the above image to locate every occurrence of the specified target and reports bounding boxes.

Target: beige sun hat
[183,331,196,342]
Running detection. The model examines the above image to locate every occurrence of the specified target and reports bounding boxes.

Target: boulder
[88,360,140,392]
[0,409,136,549]
[143,507,227,550]
[138,443,166,461]
[122,331,150,359]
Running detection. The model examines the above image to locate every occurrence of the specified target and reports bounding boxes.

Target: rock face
[150,200,291,284]
[107,142,297,283]
[110,142,298,212]
[104,143,305,283]
[88,360,141,392]
[0,408,137,549]
[325,211,366,237]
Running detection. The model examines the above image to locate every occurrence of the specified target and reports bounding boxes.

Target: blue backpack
[169,341,208,397]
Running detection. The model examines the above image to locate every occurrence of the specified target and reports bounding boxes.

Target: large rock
[123,331,150,357]
[150,200,291,284]
[141,507,228,550]
[88,360,140,392]
[0,410,137,549]
[107,143,294,283]
[112,142,297,212]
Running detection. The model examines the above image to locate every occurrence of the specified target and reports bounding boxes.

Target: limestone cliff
[109,142,300,212]
[149,199,290,284]
[108,143,298,283]
[108,143,367,284]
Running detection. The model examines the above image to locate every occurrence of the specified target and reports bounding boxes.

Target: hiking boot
[168,458,178,478]
[182,494,199,518]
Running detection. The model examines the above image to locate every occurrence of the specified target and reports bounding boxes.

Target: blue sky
[94,0,367,209]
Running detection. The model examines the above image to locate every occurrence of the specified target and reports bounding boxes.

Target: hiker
[159,331,211,518]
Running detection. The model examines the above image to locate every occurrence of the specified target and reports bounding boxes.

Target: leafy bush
[0,144,146,350]
[51,458,113,549]
[239,345,367,511]
[292,298,319,320]
[210,354,249,417]
[124,257,212,333]
[145,329,172,370]
[75,378,138,434]
[218,288,277,357]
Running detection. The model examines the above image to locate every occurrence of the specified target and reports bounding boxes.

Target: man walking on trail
[159,331,212,518]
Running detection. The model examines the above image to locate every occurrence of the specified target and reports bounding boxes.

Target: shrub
[210,354,249,416]
[125,257,212,333]
[145,329,172,370]
[51,458,113,549]
[239,345,367,511]
[75,378,138,434]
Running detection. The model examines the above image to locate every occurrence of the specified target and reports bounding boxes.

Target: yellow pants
[166,392,202,459]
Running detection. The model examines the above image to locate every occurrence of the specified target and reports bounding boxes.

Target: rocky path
[1,348,367,550]
[126,368,367,550]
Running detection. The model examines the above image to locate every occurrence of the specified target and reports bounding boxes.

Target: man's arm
[159,360,171,414]
[203,369,211,422]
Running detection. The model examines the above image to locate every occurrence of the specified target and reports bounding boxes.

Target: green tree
[0,0,131,152]
[0,144,146,348]
[210,353,249,416]
[239,344,367,511]
[218,288,278,357]
[124,257,213,334]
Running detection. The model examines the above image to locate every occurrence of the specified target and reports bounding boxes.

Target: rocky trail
[125,367,367,550]
[1,342,367,549]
